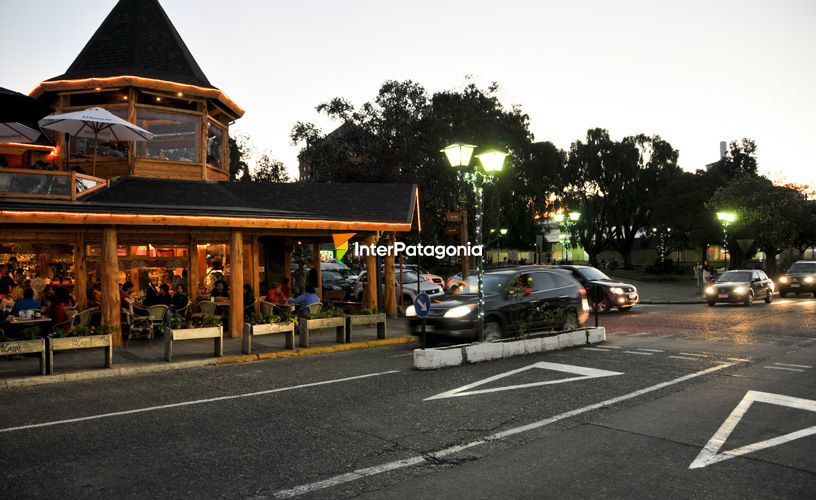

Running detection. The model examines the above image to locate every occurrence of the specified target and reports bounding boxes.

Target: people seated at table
[288,284,319,311]
[52,286,74,326]
[0,264,15,296]
[281,278,291,299]
[154,283,172,307]
[211,280,229,300]
[10,288,40,315]
[264,282,287,305]
[86,284,102,308]
[171,284,189,311]
[143,281,159,307]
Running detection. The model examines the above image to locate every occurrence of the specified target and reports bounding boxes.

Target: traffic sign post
[415,292,431,348]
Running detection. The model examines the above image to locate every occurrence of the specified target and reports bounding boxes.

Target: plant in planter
[18,326,43,340]
[46,323,114,375]
[347,307,387,342]
[164,314,223,362]
[242,310,298,354]
[200,314,222,327]
[310,307,345,319]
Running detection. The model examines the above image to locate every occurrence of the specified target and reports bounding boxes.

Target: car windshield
[396,270,421,283]
[577,267,612,281]
[788,263,816,273]
[717,271,752,283]
[458,274,509,295]
[322,271,343,281]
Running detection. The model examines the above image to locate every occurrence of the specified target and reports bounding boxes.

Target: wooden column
[101,226,122,346]
[188,238,200,302]
[251,236,260,313]
[383,233,397,317]
[228,230,244,339]
[283,237,292,288]
[312,242,322,298]
[363,233,378,310]
[74,232,88,311]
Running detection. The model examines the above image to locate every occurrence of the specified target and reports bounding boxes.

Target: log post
[383,232,397,317]
[188,237,199,302]
[100,226,122,346]
[284,237,292,291]
[74,232,88,311]
[363,233,378,310]
[312,242,322,298]
[229,229,244,339]
[252,235,260,314]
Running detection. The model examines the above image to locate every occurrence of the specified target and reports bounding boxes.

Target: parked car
[321,270,355,299]
[705,270,774,306]
[353,270,445,303]
[407,267,590,341]
[777,260,816,297]
[445,272,464,291]
[399,264,444,287]
[558,265,639,312]
[322,261,358,283]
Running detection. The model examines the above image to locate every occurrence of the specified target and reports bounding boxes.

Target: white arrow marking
[416,300,428,313]
[689,390,816,469]
[425,362,623,400]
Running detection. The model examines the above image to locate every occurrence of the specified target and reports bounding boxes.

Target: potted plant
[300,307,347,348]
[0,327,47,375]
[346,307,387,342]
[164,314,223,362]
[47,324,114,374]
[242,312,298,354]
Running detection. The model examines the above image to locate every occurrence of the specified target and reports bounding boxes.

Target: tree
[228,135,252,182]
[710,138,759,179]
[252,153,291,183]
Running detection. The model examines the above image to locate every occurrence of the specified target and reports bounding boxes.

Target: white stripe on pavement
[774,363,812,369]
[679,352,708,358]
[763,366,805,373]
[668,356,702,361]
[582,347,611,352]
[636,349,664,353]
[0,370,400,434]
[624,351,653,356]
[272,363,736,498]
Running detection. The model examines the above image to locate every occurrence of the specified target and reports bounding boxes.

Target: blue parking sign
[414,292,431,318]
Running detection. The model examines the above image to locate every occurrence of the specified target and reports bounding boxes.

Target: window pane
[136,109,200,162]
[206,121,224,167]
[69,107,129,158]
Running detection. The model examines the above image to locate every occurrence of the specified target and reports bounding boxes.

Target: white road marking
[636,349,664,353]
[668,356,702,361]
[690,391,816,469]
[763,366,805,373]
[727,358,752,362]
[273,363,735,498]
[602,345,622,349]
[774,363,812,369]
[582,347,611,352]
[0,370,400,434]
[425,362,624,400]
[679,352,708,358]
[624,351,653,356]
[388,353,414,358]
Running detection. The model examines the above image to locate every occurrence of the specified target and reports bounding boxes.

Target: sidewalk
[0,319,416,389]
[609,275,706,304]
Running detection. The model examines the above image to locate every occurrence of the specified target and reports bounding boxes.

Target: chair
[77,307,99,327]
[63,306,77,319]
[306,302,322,316]
[259,300,274,316]
[52,310,78,333]
[123,307,153,349]
[323,290,346,302]
[198,301,217,316]
[147,305,170,336]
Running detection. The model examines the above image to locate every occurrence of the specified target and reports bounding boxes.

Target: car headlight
[406,305,417,317]
[805,276,814,284]
[705,286,715,295]
[779,276,789,283]
[733,286,747,295]
[444,305,476,318]
[609,287,624,295]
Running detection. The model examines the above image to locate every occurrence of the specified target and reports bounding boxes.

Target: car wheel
[764,289,773,303]
[561,310,579,331]
[595,297,611,313]
[707,301,716,307]
[744,291,754,306]
[484,321,503,341]
[779,291,787,298]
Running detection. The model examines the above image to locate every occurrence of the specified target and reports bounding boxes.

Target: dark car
[321,270,355,299]
[407,267,590,341]
[705,270,774,306]
[777,260,816,297]
[559,265,639,312]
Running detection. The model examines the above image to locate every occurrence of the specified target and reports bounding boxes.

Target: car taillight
[424,276,433,282]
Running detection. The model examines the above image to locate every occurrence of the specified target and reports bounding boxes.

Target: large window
[206,120,225,168]
[136,109,200,162]
[69,106,129,159]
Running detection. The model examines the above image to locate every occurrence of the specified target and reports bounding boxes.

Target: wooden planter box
[299,316,346,348]
[345,313,387,343]
[242,322,296,354]
[0,338,46,375]
[164,326,223,362]
[47,334,112,375]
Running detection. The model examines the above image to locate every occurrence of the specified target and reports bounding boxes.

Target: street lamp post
[553,211,581,263]
[651,226,672,271]
[443,143,507,342]
[716,211,737,270]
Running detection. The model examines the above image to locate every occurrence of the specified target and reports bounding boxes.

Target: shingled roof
[48,0,213,88]
[0,178,420,228]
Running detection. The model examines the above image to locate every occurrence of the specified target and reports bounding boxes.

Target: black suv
[407,267,590,341]
[777,260,816,297]
[704,269,774,306]
[559,265,639,312]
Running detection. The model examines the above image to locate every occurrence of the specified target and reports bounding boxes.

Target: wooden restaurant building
[0,0,419,345]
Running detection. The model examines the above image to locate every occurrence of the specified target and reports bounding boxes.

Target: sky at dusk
[2,0,815,187]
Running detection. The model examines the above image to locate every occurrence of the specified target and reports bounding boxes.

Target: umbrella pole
[65,133,70,171]
[93,131,98,177]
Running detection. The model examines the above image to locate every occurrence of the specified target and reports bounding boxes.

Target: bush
[311,307,345,319]
[18,326,42,340]
[201,315,222,327]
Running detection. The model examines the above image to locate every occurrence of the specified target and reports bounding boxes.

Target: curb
[413,327,606,370]
[1,336,417,390]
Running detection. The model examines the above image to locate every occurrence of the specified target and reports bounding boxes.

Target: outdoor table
[6,316,52,326]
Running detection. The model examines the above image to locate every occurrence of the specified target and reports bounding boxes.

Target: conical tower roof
[48,0,213,88]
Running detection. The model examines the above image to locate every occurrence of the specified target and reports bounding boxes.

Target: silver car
[353,270,445,303]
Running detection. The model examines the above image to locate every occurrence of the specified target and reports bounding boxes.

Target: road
[1,299,815,498]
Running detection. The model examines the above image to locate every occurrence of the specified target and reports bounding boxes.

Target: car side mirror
[752,277,761,282]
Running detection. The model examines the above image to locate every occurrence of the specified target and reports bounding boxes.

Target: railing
[0,168,108,200]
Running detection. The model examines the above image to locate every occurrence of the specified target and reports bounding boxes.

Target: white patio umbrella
[39,107,154,176]
[0,122,41,143]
